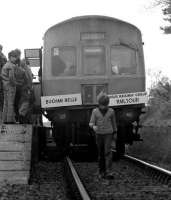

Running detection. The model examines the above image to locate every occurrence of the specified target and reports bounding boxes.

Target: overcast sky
[0,0,171,87]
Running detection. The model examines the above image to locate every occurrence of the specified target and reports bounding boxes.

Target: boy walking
[89,92,117,179]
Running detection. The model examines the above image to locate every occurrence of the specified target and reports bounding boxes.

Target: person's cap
[97,92,109,106]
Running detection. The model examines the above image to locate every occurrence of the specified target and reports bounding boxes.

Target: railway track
[66,155,171,200]
[30,161,69,200]
[124,154,171,185]
[64,157,91,200]
[1,155,171,199]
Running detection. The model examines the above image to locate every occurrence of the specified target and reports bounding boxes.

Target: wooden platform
[0,124,32,184]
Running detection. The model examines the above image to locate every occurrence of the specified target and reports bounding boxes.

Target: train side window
[111,46,137,75]
[51,47,76,76]
[83,46,105,75]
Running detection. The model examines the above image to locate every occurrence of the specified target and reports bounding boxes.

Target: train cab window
[51,47,76,76]
[83,46,105,75]
[111,46,137,75]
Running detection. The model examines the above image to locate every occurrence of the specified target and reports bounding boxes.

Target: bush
[142,73,171,126]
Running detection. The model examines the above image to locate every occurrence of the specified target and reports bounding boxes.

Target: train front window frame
[51,46,76,77]
[110,45,137,76]
[82,46,106,76]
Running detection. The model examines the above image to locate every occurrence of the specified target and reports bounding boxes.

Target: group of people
[0,45,33,124]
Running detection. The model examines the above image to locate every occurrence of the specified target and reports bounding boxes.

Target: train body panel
[42,77,145,97]
[42,16,145,85]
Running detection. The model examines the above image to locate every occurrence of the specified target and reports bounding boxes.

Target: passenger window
[51,47,76,76]
[83,46,105,75]
[111,46,137,75]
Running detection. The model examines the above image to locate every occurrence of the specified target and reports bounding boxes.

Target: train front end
[41,16,147,156]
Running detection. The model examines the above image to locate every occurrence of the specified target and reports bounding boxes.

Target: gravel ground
[74,160,171,200]
[0,162,69,200]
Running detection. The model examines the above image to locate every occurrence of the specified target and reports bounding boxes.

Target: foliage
[152,0,171,33]
[142,72,171,126]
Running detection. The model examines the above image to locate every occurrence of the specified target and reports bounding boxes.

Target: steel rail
[124,154,171,176]
[122,153,171,184]
[66,156,91,200]
[112,149,171,184]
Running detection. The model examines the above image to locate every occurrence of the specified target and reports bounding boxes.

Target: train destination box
[0,125,32,184]
[41,93,82,108]
[109,92,148,106]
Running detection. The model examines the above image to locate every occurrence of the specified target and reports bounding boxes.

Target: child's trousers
[95,134,113,174]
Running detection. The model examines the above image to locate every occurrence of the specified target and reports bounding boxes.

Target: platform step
[0,125,32,184]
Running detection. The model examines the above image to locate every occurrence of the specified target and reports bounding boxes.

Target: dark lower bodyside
[44,104,145,159]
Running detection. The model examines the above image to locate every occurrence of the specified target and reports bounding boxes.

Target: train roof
[44,15,141,37]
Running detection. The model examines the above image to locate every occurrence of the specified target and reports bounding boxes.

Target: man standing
[0,45,7,123]
[1,51,17,123]
[14,48,21,66]
[13,48,27,122]
[18,59,33,123]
